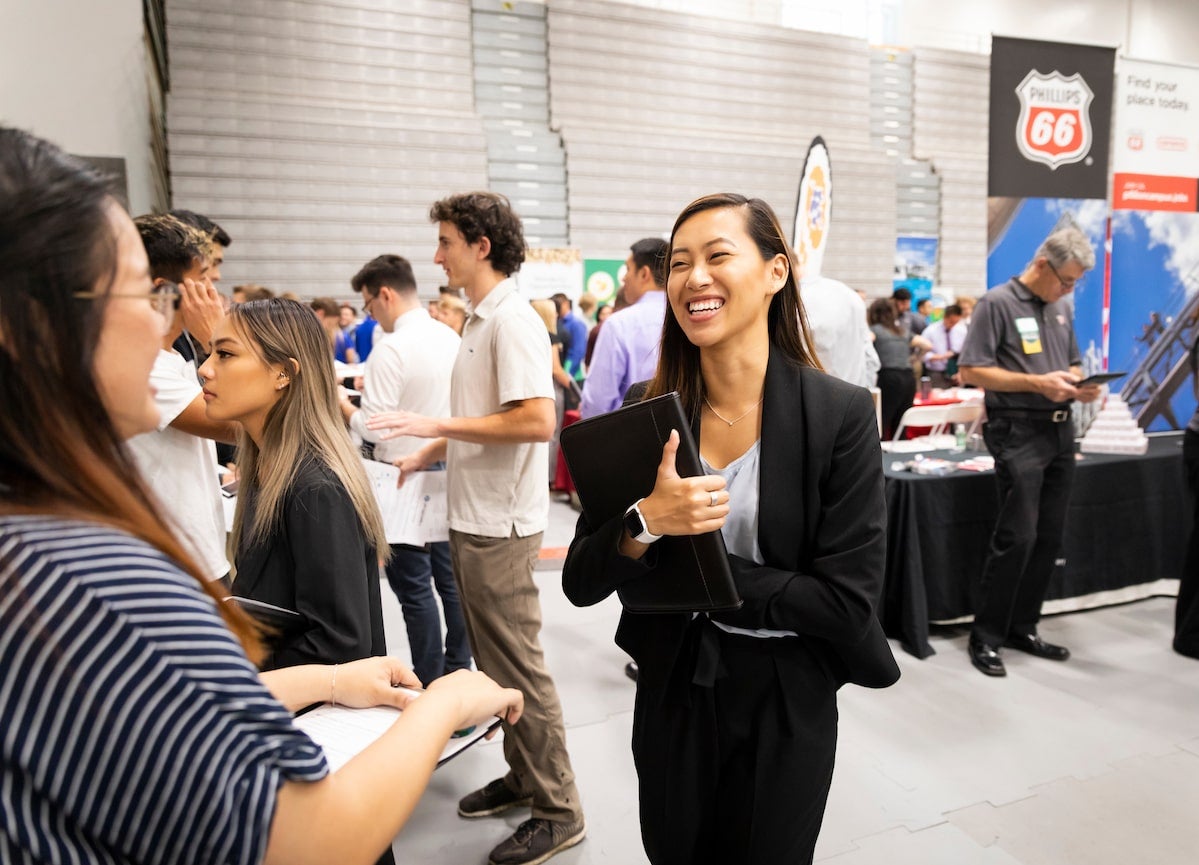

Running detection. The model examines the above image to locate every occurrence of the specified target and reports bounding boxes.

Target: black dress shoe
[968,638,1006,677]
[1004,631,1070,661]
[624,662,639,682]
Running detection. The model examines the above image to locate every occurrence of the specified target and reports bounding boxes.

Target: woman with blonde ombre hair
[531,297,580,482]
[436,293,467,336]
[200,297,390,670]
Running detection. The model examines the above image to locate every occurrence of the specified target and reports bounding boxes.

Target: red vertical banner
[1102,215,1112,370]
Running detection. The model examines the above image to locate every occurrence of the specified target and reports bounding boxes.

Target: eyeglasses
[363,288,384,317]
[74,281,181,329]
[1045,260,1083,290]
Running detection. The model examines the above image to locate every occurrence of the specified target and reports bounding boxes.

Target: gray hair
[1034,226,1095,272]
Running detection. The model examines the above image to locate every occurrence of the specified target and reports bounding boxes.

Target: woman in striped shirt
[0,127,523,865]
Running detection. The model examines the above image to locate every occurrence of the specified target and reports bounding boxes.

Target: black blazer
[562,346,899,691]
[233,456,385,671]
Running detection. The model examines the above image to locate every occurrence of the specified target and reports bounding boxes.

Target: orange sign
[1112,173,1198,212]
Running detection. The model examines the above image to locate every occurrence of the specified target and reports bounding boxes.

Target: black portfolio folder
[559,392,741,613]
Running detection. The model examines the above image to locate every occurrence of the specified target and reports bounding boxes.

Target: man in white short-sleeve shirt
[126,215,240,582]
[365,192,584,865]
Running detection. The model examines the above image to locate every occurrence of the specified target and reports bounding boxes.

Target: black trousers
[878,367,916,440]
[1175,429,1199,658]
[632,625,837,865]
[972,416,1075,646]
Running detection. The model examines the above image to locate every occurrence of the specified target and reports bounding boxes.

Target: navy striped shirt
[0,515,329,865]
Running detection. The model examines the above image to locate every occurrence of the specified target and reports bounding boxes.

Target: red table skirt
[554,410,581,492]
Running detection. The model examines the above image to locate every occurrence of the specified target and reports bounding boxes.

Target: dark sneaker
[458,778,533,818]
[488,817,586,865]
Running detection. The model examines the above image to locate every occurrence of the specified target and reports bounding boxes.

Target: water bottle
[919,376,931,400]
[954,423,967,451]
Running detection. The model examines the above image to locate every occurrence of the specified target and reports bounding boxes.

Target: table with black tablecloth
[883,433,1187,658]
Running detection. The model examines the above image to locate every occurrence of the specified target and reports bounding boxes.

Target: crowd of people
[0,127,523,865]
[864,287,977,439]
[2,122,1196,865]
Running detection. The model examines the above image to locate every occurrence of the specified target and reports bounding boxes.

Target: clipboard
[559,391,741,613]
[294,694,503,771]
[1078,370,1126,387]
[227,596,314,641]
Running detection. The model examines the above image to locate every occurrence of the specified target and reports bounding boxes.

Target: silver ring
[709,491,719,507]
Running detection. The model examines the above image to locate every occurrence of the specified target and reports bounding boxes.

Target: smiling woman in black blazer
[562,193,899,865]
[200,298,390,671]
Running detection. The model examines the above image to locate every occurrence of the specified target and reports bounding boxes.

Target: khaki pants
[449,529,583,823]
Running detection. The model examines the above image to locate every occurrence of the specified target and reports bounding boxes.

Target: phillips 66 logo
[1014,70,1094,169]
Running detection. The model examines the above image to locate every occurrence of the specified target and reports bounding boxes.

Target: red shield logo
[1014,70,1094,170]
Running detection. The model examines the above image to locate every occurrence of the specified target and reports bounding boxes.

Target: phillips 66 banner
[987,36,1116,400]
[988,36,1115,199]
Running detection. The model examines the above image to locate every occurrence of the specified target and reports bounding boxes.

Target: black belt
[988,407,1072,423]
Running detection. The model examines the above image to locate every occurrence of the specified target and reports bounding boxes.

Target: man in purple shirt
[579,237,669,418]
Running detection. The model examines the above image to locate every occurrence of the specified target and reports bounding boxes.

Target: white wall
[898,0,1199,63]
[586,0,1199,65]
[0,0,158,214]
[165,0,489,296]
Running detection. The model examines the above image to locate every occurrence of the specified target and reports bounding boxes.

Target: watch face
[623,506,645,538]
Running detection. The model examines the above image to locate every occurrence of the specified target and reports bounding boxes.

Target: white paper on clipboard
[294,692,500,771]
[360,459,449,546]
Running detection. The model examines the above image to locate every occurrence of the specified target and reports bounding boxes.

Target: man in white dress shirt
[922,303,967,388]
[341,254,470,685]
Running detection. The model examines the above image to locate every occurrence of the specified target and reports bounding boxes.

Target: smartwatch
[623,498,662,544]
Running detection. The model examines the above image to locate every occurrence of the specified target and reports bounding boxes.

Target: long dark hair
[645,193,822,418]
[0,127,260,659]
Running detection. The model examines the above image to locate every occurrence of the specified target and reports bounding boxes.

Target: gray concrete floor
[380,495,1199,864]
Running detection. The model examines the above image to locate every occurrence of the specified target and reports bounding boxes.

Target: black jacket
[233,456,385,671]
[562,346,899,691]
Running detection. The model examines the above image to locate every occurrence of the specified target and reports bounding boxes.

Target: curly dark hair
[429,192,526,277]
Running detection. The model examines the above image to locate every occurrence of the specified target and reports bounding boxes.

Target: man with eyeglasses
[126,214,241,585]
[341,254,471,688]
[957,226,1103,678]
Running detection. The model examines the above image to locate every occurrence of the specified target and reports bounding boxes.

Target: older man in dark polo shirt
[958,226,1102,677]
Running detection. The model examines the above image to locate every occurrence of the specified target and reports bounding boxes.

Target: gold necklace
[703,395,764,427]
